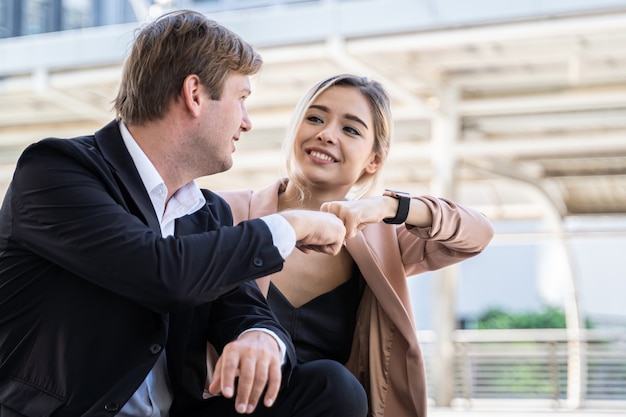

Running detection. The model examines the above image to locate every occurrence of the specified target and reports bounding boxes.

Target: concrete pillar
[430,82,460,407]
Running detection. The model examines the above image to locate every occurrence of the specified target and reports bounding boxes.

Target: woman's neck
[279,180,349,211]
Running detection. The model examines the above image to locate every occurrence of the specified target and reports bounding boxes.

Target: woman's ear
[364,152,382,175]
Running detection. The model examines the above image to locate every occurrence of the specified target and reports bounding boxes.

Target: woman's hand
[320,196,394,238]
[321,195,433,238]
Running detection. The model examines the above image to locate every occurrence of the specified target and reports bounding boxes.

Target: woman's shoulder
[215,178,286,223]
[216,188,253,203]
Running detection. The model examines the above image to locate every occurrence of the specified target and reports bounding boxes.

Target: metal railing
[418,328,626,409]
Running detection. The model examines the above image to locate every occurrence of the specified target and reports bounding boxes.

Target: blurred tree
[476,306,576,329]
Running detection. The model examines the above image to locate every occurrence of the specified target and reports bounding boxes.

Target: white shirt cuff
[260,214,296,259]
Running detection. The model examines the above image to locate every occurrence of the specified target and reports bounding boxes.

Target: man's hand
[207,331,283,414]
[278,210,346,255]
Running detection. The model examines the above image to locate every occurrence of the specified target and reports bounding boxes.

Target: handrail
[417,328,626,409]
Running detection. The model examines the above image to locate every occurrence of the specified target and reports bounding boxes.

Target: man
[0,10,366,417]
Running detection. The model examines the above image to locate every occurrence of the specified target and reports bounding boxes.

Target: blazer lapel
[175,207,211,236]
[345,233,392,300]
[345,231,416,339]
[94,121,162,234]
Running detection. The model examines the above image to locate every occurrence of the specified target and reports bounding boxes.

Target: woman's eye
[345,126,360,136]
[306,115,323,123]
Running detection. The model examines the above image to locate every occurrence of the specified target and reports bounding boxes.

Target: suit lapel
[345,230,417,341]
[175,207,211,236]
[93,121,162,234]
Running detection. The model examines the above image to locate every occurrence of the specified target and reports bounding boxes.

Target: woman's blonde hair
[283,74,393,201]
[114,10,262,125]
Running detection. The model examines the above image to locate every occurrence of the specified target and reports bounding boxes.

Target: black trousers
[199,359,368,417]
[0,360,367,417]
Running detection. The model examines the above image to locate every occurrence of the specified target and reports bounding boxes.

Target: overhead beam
[459,89,626,116]
[346,11,626,54]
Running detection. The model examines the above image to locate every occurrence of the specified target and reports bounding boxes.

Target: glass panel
[22,0,51,35]
[62,0,92,30]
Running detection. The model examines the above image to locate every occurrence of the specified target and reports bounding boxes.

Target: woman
[218,74,494,417]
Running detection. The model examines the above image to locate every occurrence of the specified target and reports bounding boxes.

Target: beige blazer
[219,178,494,417]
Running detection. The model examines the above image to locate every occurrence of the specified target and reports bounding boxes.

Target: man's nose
[241,109,252,132]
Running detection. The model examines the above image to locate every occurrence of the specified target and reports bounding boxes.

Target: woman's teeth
[310,151,334,162]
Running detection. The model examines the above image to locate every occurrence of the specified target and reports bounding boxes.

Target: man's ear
[181,74,204,117]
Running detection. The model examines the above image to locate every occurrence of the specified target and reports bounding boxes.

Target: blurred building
[0,0,135,37]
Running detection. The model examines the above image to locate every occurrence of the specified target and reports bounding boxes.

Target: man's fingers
[230,353,252,413]
[264,358,282,407]
[210,333,283,414]
[295,243,313,254]
[235,356,271,414]
[214,348,240,398]
[298,242,343,256]
[208,357,224,395]
[280,210,346,250]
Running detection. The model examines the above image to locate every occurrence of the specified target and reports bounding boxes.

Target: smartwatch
[383,189,411,224]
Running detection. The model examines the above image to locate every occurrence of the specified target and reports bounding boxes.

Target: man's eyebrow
[308,104,369,130]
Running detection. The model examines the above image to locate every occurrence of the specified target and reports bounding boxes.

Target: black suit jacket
[0,121,294,416]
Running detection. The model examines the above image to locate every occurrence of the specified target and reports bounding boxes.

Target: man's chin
[217,160,234,174]
[203,160,233,177]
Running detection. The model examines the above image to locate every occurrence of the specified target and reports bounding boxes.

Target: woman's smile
[307,149,337,164]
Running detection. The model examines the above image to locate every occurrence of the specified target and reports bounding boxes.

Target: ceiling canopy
[1,1,626,222]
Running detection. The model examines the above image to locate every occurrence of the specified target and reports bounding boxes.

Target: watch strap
[383,189,411,224]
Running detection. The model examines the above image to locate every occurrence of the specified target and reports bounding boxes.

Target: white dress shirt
[116,121,293,417]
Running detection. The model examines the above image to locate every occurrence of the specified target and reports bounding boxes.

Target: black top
[267,266,363,364]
